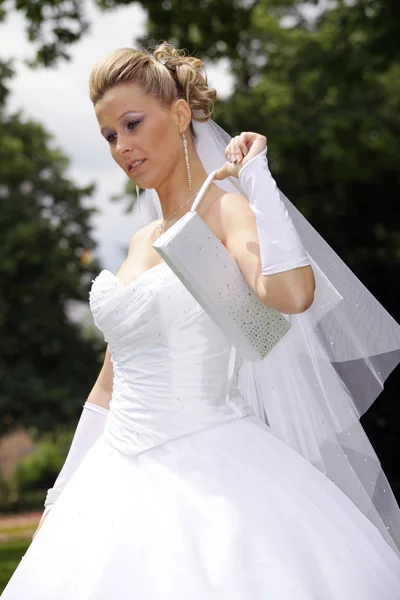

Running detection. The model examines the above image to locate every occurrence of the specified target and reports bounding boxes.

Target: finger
[235,136,244,161]
[225,141,236,158]
[231,137,243,163]
[227,140,238,163]
[239,132,249,156]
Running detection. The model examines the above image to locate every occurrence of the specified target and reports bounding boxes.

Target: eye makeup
[119,111,145,128]
[100,112,145,142]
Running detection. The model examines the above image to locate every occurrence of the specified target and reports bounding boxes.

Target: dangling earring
[182,132,192,191]
[136,184,141,214]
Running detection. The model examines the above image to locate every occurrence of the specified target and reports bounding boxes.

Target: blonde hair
[89,41,216,134]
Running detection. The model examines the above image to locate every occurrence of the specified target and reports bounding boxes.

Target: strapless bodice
[89,262,253,456]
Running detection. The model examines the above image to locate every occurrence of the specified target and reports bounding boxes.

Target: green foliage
[0,79,104,437]
[1,1,400,69]
[0,539,31,594]
[13,438,69,493]
[0,489,46,514]
[0,60,13,107]
[0,427,74,513]
[0,0,89,67]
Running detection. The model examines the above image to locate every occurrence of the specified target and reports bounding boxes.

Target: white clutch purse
[152,171,291,361]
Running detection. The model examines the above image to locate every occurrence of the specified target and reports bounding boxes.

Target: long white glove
[238,147,310,275]
[40,401,109,522]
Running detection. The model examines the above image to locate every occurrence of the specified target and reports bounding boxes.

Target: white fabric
[39,402,109,524]
[142,119,400,555]
[2,265,400,599]
[238,147,311,275]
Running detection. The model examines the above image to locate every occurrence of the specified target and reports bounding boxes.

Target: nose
[115,132,134,156]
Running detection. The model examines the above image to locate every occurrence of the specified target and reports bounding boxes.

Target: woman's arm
[34,347,113,537]
[216,132,315,315]
[46,345,114,502]
[219,191,315,314]
[87,345,114,410]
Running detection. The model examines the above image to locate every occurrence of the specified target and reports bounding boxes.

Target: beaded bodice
[89,263,252,457]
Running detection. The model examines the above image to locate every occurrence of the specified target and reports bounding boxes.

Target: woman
[2,42,400,599]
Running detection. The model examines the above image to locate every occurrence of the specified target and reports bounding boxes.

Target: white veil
[142,119,400,556]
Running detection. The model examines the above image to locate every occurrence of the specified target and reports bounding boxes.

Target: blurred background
[0,0,399,589]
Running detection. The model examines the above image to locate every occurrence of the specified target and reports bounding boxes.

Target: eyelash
[106,120,141,144]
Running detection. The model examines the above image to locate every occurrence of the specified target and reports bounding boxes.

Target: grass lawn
[0,538,31,594]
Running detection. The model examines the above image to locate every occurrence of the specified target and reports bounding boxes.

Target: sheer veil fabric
[141,119,400,555]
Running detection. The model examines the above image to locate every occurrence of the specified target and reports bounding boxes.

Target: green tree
[2,1,400,69]
[0,64,103,437]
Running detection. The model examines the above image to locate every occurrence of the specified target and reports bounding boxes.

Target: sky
[0,1,234,273]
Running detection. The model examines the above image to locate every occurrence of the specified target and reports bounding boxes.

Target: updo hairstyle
[89,41,216,137]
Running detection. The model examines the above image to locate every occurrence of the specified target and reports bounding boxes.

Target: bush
[0,489,47,514]
[0,428,73,512]
[14,439,65,493]
[17,429,72,489]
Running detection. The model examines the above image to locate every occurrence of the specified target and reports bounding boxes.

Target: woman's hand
[215,132,267,181]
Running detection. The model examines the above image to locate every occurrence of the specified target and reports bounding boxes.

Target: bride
[2,42,400,599]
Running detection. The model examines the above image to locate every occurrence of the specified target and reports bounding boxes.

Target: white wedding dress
[2,262,400,599]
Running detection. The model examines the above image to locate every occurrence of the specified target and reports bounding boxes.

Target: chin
[130,175,158,190]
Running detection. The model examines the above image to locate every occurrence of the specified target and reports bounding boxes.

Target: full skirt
[2,415,400,599]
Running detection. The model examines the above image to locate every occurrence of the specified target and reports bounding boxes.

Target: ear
[172,99,192,134]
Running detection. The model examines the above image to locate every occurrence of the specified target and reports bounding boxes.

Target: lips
[127,159,146,171]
